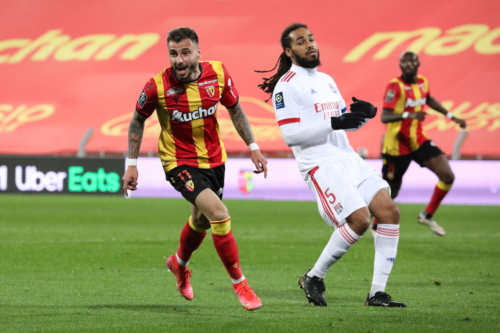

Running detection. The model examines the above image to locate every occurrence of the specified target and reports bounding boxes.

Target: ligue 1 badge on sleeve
[138,90,147,108]
[275,92,285,109]
[386,90,395,102]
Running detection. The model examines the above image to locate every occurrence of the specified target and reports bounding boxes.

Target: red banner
[1,0,499,158]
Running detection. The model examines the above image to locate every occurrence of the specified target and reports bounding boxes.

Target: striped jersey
[382,75,430,156]
[135,61,239,172]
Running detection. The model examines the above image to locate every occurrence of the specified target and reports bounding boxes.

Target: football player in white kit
[257,23,405,307]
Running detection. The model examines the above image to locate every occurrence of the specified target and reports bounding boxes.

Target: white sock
[231,275,245,284]
[370,224,400,297]
[176,253,188,267]
[308,224,361,279]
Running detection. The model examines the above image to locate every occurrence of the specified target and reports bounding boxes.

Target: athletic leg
[166,213,206,301]
[417,154,454,235]
[367,189,405,307]
[165,209,208,301]
[309,207,369,279]
[373,154,409,235]
[299,161,368,306]
[307,162,369,278]
[194,189,242,280]
[422,154,454,216]
[299,207,368,306]
[175,210,209,266]
[195,188,261,311]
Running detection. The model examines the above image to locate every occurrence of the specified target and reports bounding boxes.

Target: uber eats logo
[68,166,120,193]
[7,164,121,193]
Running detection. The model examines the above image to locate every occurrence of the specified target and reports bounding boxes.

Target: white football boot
[418,211,446,236]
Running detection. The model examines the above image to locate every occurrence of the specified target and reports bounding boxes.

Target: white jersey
[272,64,357,179]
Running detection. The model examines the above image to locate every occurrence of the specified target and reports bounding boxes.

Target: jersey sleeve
[273,79,300,125]
[220,64,239,108]
[273,80,333,147]
[382,81,401,110]
[135,78,158,117]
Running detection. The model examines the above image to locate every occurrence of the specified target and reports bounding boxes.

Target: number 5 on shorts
[324,188,336,204]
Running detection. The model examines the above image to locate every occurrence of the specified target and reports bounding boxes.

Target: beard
[173,62,199,82]
[293,50,321,69]
[400,65,418,82]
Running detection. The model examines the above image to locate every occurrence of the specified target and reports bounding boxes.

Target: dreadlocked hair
[255,23,308,101]
[255,53,291,101]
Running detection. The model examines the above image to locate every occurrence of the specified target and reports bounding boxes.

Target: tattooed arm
[127,111,147,158]
[122,111,148,196]
[227,103,268,178]
[226,103,256,145]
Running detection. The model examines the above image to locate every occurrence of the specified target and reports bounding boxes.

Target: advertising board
[0,156,123,195]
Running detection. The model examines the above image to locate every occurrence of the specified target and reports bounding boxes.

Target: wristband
[402,112,409,119]
[248,143,260,151]
[446,112,454,119]
[127,158,138,166]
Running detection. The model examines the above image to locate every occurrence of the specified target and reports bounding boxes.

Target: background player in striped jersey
[122,27,267,311]
[371,51,467,236]
[257,23,405,308]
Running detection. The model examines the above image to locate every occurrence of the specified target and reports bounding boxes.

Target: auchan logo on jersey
[405,97,427,108]
[344,24,500,62]
[171,105,218,122]
[0,29,160,64]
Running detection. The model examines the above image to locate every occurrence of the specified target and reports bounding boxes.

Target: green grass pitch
[1,194,499,332]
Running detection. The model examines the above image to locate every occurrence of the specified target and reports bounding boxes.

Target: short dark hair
[167,27,199,44]
[400,50,418,60]
[281,23,308,49]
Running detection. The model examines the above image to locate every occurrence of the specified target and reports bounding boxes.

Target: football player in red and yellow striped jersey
[136,58,239,171]
[374,51,466,236]
[122,27,267,311]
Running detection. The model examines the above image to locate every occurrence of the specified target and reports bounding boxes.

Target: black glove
[350,97,377,118]
[331,112,365,130]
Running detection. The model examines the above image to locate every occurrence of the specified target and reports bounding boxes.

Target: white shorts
[305,154,389,228]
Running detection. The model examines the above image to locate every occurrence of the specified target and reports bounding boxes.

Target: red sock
[212,230,243,280]
[373,218,379,227]
[176,220,206,263]
[425,181,452,215]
